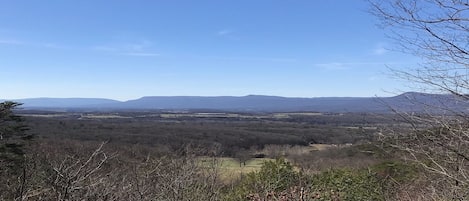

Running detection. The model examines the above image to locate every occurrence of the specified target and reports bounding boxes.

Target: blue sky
[0,0,417,101]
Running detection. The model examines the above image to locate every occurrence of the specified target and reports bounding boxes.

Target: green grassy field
[199,157,275,182]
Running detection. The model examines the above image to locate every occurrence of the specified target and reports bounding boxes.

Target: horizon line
[1,92,429,102]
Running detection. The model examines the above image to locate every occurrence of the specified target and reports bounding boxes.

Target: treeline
[24,116,375,156]
[2,138,427,200]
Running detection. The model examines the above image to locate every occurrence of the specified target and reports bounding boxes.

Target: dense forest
[0,105,427,200]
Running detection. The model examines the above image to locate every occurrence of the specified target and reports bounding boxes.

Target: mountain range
[2,92,468,113]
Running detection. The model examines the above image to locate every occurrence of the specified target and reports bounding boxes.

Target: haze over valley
[4,92,466,114]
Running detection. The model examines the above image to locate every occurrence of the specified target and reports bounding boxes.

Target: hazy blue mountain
[5,98,121,108]
[3,93,468,113]
[118,95,385,112]
[383,92,469,113]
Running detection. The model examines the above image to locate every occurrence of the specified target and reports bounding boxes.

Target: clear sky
[0,0,417,101]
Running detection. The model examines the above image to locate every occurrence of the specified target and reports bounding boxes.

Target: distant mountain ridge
[3,93,468,113]
[3,98,121,108]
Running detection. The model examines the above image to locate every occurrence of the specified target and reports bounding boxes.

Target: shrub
[224,158,300,200]
[310,168,385,201]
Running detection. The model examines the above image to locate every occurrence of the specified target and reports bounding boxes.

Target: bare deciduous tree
[5,141,223,201]
[369,0,469,199]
